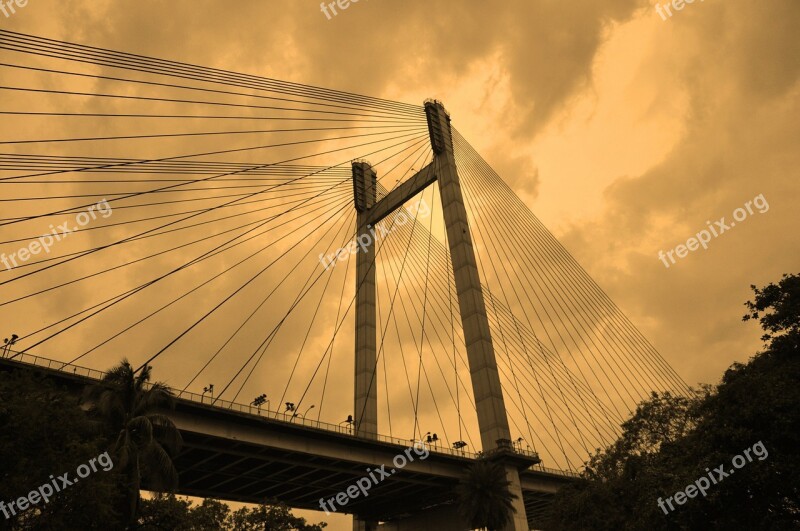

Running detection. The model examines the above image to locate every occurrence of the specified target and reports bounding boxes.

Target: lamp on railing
[201,384,214,402]
[251,394,268,414]
[339,414,354,433]
[2,334,19,358]
[426,433,439,446]
[284,402,295,418]
[295,404,315,419]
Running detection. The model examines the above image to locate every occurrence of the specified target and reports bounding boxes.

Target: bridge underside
[174,429,455,521]
[169,402,565,527]
[173,426,562,527]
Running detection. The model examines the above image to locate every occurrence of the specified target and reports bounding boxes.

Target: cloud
[558,0,800,384]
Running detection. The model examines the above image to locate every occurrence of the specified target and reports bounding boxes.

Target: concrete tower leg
[352,161,380,531]
[352,161,379,439]
[425,100,530,531]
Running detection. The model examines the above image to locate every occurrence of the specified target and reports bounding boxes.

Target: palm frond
[134,365,153,394]
[96,389,126,425]
[127,415,155,447]
[141,442,179,492]
[147,413,183,455]
[115,429,134,470]
[102,359,134,387]
[134,383,175,416]
[455,460,518,531]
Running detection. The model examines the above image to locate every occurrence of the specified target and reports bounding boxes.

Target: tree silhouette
[85,359,182,528]
[455,459,518,530]
[548,273,800,529]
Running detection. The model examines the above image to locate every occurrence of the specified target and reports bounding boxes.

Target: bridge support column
[352,161,380,531]
[502,464,529,531]
[425,100,530,530]
[352,161,378,439]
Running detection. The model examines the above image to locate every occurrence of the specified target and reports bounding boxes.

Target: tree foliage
[0,371,125,530]
[0,360,324,530]
[548,273,800,530]
[455,459,518,531]
[139,495,326,531]
[743,272,800,351]
[84,359,183,527]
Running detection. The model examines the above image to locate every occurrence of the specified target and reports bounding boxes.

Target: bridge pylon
[352,161,379,440]
[351,101,529,530]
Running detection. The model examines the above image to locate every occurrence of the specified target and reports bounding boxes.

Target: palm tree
[455,459,518,531]
[85,359,183,528]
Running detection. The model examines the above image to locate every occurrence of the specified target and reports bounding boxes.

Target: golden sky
[1,1,798,527]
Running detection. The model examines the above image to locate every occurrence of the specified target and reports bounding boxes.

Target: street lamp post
[251,394,268,415]
[339,415,354,434]
[2,334,19,358]
[201,384,214,403]
[293,404,315,422]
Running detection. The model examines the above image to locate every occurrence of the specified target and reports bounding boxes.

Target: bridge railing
[171,387,486,459]
[172,388,362,438]
[1,349,579,477]
[2,349,107,380]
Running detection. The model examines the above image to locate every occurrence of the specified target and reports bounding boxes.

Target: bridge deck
[0,351,579,526]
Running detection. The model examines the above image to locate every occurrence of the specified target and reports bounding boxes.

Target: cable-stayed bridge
[0,30,689,530]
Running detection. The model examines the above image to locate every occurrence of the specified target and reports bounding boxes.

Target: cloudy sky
[1,0,798,527]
